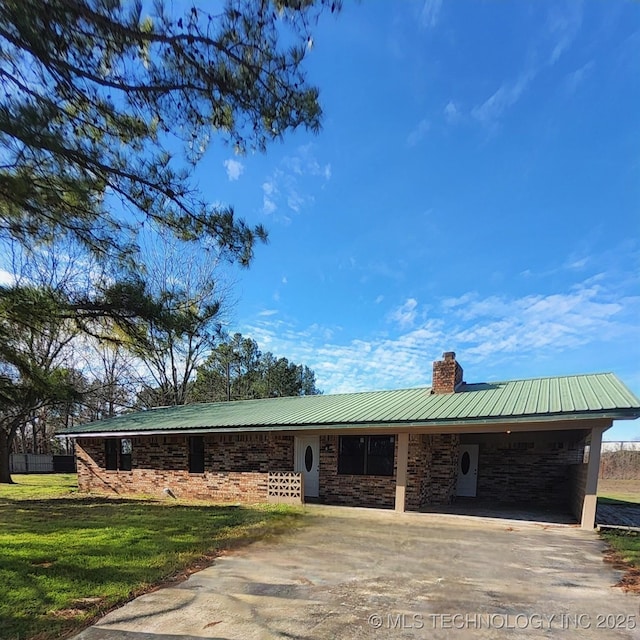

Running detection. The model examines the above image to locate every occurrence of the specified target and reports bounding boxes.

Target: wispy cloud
[547,2,583,65]
[471,69,535,126]
[420,0,443,30]
[564,61,594,95]
[261,145,331,217]
[241,275,639,394]
[262,176,279,215]
[443,101,460,124]
[389,298,419,329]
[223,158,244,181]
[407,118,431,146]
[465,4,584,129]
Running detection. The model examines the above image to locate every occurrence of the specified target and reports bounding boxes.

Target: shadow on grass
[0,496,302,640]
[598,497,638,507]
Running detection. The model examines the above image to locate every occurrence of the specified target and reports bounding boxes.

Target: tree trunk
[0,428,14,484]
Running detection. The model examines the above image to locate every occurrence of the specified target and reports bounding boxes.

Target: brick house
[59,352,640,529]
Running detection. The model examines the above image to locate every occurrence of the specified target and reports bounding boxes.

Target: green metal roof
[59,373,640,436]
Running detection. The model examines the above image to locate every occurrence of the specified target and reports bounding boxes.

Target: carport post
[395,433,409,513]
[581,426,604,530]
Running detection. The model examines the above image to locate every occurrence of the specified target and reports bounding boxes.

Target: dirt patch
[603,547,640,593]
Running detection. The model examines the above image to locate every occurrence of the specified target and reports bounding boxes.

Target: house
[59,352,640,529]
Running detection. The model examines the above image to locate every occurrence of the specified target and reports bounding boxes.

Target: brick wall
[406,434,430,510]
[470,433,585,505]
[569,463,588,522]
[317,432,460,510]
[77,428,585,510]
[429,434,460,504]
[76,433,294,502]
[318,435,397,508]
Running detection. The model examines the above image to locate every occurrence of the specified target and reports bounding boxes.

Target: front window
[105,438,132,471]
[338,435,395,476]
[189,436,205,473]
[105,439,118,470]
[120,438,132,471]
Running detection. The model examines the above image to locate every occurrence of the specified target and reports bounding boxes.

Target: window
[189,436,205,473]
[338,435,395,476]
[105,438,132,471]
[105,439,118,470]
[120,439,132,471]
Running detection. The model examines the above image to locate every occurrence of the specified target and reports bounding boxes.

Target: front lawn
[601,529,640,593]
[598,479,640,504]
[0,474,302,640]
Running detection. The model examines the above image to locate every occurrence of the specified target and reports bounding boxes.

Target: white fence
[602,441,640,452]
[9,454,54,473]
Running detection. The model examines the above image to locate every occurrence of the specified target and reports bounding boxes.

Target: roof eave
[56,408,639,439]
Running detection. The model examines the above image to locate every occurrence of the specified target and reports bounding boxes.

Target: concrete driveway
[74,506,640,639]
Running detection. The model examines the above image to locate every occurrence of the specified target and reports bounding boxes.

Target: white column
[581,426,604,530]
[395,433,409,513]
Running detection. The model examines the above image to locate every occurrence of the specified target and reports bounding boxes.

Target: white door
[456,444,479,497]
[295,436,319,498]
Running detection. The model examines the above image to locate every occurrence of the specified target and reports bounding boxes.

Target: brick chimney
[431,351,464,394]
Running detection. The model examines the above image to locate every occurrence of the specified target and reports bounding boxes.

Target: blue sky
[196,1,640,439]
[3,1,638,439]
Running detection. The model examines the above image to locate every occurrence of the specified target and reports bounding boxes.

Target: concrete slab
[73,506,640,639]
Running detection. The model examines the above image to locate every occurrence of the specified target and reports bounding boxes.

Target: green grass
[0,474,303,640]
[601,530,640,569]
[598,479,640,505]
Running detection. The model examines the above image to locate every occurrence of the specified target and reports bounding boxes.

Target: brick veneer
[472,433,585,505]
[76,433,294,502]
[318,435,397,508]
[318,432,460,510]
[432,352,464,394]
[76,428,582,509]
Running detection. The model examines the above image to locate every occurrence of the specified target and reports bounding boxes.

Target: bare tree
[122,231,233,407]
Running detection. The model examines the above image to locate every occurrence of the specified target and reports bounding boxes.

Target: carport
[391,419,605,529]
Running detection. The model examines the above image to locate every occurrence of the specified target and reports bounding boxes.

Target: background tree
[121,233,231,408]
[0,285,80,482]
[192,332,320,402]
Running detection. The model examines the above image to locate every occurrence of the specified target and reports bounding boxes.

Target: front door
[456,444,479,497]
[295,436,319,498]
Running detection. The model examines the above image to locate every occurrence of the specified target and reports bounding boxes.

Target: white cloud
[240,275,639,395]
[0,268,16,285]
[262,179,278,214]
[471,69,535,126]
[389,298,419,329]
[443,101,459,124]
[547,2,583,65]
[564,61,594,94]
[375,295,384,304]
[223,158,244,181]
[287,190,304,213]
[407,118,430,146]
[261,145,330,219]
[420,0,443,29]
